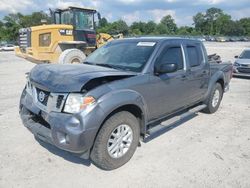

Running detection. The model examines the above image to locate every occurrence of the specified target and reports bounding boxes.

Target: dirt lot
[0,42,250,188]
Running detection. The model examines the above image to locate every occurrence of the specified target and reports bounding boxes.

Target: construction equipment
[15,6,122,64]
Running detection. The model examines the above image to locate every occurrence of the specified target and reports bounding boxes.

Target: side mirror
[155,63,178,75]
[234,55,239,59]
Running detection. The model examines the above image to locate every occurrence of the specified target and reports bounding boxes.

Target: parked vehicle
[216,37,227,42]
[1,44,15,51]
[233,49,250,77]
[19,37,233,170]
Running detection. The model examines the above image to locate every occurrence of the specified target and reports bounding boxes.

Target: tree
[160,15,177,34]
[239,18,250,36]
[144,21,157,34]
[99,17,108,28]
[215,14,231,35]
[205,8,223,35]
[110,20,129,35]
[130,22,147,34]
[177,26,195,35]
[155,23,169,35]
[193,12,206,33]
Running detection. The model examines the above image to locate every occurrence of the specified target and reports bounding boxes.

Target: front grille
[56,95,64,108]
[19,28,31,51]
[36,88,50,106]
[26,82,67,112]
[238,67,250,73]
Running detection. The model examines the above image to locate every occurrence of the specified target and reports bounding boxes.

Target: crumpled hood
[29,64,136,92]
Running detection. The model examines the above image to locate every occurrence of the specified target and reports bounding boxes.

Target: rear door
[184,42,209,103]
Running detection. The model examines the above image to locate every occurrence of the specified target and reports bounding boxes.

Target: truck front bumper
[19,89,102,159]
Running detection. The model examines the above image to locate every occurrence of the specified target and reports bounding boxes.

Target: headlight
[234,62,240,67]
[64,93,95,113]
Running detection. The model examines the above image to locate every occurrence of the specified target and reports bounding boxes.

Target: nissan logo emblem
[38,91,45,102]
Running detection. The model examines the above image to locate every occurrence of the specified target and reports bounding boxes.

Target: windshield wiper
[95,63,122,70]
[84,62,124,71]
[83,61,95,65]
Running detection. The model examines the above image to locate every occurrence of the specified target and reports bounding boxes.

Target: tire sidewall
[207,83,223,113]
[58,49,86,64]
[91,111,140,170]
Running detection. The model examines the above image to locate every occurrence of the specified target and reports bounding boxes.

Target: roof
[112,36,202,43]
[56,6,96,12]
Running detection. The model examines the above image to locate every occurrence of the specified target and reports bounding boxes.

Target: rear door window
[187,45,203,67]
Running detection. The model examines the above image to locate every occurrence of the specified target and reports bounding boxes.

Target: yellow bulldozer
[15,6,122,64]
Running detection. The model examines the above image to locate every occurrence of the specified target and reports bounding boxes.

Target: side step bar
[144,104,207,142]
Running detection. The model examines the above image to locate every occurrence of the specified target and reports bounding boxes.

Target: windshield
[240,50,250,59]
[75,10,94,30]
[61,11,73,25]
[85,41,156,72]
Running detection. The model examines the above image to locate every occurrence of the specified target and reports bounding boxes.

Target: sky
[0,0,250,26]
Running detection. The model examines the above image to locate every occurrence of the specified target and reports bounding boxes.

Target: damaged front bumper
[19,88,103,159]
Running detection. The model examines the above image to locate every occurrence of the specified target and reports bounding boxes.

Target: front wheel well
[101,104,145,136]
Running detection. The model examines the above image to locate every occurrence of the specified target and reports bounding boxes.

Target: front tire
[90,111,140,170]
[203,83,223,114]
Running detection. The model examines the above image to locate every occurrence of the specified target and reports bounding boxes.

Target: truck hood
[29,64,136,92]
[235,59,250,65]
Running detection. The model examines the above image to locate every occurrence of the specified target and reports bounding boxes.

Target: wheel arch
[204,71,225,101]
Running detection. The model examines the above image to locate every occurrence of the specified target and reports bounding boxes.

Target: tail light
[87,34,96,39]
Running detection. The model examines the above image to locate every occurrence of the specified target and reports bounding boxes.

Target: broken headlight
[64,93,95,113]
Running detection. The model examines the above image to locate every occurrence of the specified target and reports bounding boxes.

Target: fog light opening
[57,132,70,144]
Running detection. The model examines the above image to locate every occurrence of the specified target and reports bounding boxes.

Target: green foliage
[0,11,51,42]
[97,20,129,35]
[192,7,250,36]
[239,18,250,36]
[1,7,250,42]
[160,15,177,34]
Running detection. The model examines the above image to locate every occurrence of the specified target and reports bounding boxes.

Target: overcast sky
[0,0,249,26]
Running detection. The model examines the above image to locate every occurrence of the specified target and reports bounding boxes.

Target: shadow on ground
[35,137,92,167]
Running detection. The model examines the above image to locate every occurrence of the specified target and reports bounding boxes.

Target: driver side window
[158,46,184,70]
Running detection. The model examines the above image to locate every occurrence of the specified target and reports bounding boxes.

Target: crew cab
[20,37,233,170]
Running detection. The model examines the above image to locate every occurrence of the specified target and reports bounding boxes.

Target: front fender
[97,89,148,132]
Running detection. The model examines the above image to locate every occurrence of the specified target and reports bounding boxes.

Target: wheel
[90,111,140,170]
[58,49,86,64]
[203,83,223,114]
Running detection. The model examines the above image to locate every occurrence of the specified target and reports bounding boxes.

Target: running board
[144,104,207,142]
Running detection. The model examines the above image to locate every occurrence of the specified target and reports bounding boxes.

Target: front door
[147,43,190,120]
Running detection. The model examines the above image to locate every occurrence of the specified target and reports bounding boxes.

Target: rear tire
[90,111,140,170]
[58,49,86,64]
[203,83,223,114]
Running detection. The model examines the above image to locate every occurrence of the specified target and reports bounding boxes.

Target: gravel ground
[0,42,250,188]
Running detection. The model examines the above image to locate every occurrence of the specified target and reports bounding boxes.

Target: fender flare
[97,89,148,134]
[204,70,225,101]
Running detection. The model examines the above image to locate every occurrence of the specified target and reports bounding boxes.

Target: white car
[1,44,15,51]
[233,49,250,77]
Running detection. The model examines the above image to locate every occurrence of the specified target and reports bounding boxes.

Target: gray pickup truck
[20,37,233,170]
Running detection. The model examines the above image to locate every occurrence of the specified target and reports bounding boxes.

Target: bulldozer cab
[52,6,100,47]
